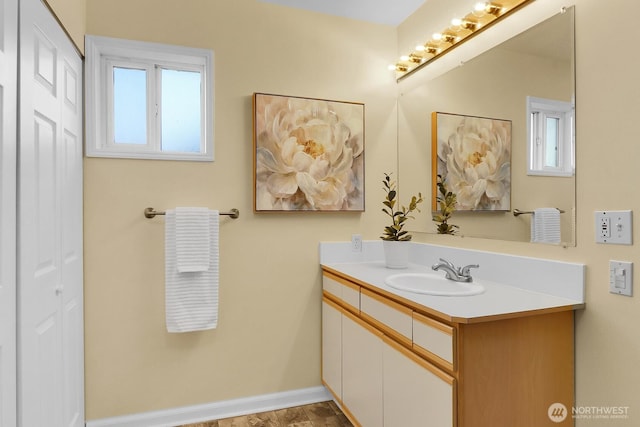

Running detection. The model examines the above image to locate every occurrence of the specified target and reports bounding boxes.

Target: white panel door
[0,0,18,426]
[18,0,84,426]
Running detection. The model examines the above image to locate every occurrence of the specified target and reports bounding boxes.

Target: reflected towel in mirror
[531,208,561,244]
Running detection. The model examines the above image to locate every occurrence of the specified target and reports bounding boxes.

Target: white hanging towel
[175,207,210,272]
[165,208,219,332]
[530,208,561,244]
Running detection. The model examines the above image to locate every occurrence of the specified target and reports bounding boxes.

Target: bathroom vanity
[320,242,584,427]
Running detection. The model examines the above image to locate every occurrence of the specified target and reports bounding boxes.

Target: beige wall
[46,0,85,52]
[44,0,638,423]
[83,0,397,420]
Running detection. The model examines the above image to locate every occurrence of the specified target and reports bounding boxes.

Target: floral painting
[432,112,511,211]
[253,93,365,212]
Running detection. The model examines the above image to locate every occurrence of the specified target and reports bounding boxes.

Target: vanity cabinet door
[322,297,342,401]
[342,310,384,427]
[383,337,455,427]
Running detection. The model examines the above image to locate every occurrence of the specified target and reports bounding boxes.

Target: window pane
[544,117,559,168]
[161,69,201,152]
[113,67,147,144]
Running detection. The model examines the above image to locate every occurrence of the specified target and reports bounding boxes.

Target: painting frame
[253,92,365,212]
[431,112,512,212]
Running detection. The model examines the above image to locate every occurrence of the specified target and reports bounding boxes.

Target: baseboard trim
[85,386,332,427]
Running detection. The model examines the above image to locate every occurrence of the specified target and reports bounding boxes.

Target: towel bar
[144,207,239,219]
[513,208,565,217]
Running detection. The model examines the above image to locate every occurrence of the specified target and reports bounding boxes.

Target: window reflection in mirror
[527,96,575,176]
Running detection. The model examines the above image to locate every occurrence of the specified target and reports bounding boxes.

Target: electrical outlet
[351,234,362,252]
[595,210,632,244]
[599,216,610,238]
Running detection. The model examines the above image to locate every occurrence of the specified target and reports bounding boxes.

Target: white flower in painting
[255,96,364,210]
[437,116,510,210]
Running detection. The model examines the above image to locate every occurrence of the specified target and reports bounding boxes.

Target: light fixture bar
[390,0,534,80]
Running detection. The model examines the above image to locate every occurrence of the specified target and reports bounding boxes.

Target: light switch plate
[610,260,633,296]
[595,210,633,244]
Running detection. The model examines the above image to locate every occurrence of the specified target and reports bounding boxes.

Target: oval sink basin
[385,273,485,296]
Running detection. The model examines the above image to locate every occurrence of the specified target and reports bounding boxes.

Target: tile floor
[178,400,353,427]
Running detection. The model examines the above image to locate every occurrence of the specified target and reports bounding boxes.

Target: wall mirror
[398,6,575,245]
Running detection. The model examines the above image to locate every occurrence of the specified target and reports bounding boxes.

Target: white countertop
[320,241,585,323]
[322,261,584,323]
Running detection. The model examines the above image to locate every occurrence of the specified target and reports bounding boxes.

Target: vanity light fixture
[388,63,409,72]
[389,0,534,80]
[407,53,424,63]
[450,17,479,30]
[459,19,479,31]
[418,44,439,55]
[440,33,458,44]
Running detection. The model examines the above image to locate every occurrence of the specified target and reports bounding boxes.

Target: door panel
[0,0,17,425]
[0,0,18,427]
[18,0,84,426]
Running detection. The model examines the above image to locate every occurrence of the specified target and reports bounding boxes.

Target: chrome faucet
[432,258,479,283]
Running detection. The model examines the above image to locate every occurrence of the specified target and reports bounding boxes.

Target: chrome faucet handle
[437,258,457,269]
[459,264,479,277]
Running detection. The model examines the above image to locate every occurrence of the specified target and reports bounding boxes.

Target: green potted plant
[432,174,458,235]
[381,173,424,268]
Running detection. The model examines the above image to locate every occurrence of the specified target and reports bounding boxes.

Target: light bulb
[451,17,462,27]
[432,33,443,41]
[473,2,488,17]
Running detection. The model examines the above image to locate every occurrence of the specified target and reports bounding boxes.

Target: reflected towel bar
[144,207,240,219]
[513,208,565,217]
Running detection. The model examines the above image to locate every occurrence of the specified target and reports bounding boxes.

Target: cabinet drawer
[323,272,360,313]
[360,288,412,347]
[412,312,455,371]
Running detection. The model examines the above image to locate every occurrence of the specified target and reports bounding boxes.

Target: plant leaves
[381,172,424,240]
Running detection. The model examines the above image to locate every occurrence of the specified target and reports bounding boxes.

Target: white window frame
[526,96,574,176]
[85,35,214,161]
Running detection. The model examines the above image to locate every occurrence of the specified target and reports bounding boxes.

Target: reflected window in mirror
[527,96,574,177]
